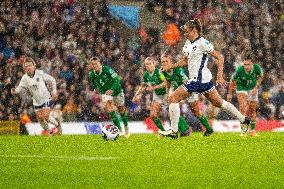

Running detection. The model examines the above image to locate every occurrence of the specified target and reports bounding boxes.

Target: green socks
[109,111,128,131]
[121,111,128,128]
[199,115,213,132]
[109,111,121,130]
[152,117,165,131]
[250,121,256,130]
[178,116,189,133]
[152,117,189,132]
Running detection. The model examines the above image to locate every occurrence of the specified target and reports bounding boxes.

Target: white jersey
[182,36,214,83]
[15,69,57,106]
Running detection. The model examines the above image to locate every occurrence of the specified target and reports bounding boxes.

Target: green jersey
[232,64,263,91]
[143,68,167,95]
[89,65,122,96]
[163,68,188,90]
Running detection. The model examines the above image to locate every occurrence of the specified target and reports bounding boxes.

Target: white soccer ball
[101,123,119,141]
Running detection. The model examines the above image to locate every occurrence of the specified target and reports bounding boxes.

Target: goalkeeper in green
[88,57,129,137]
[227,55,263,136]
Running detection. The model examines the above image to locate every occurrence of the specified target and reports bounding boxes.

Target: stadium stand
[0,0,283,122]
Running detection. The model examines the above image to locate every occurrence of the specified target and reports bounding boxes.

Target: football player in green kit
[159,52,214,138]
[227,55,263,136]
[88,57,129,137]
[133,57,190,137]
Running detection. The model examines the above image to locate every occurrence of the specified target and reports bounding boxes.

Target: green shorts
[101,92,125,107]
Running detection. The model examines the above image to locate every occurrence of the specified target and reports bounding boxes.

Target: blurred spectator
[59,64,73,85]
[0,0,282,122]
[62,96,78,122]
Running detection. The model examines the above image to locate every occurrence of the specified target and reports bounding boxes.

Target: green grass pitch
[0,132,284,188]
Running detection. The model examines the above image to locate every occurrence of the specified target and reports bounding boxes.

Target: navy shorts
[34,100,53,111]
[181,80,215,94]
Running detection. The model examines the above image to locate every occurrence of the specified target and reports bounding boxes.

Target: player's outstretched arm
[252,75,263,96]
[42,72,57,95]
[227,78,236,102]
[132,84,147,103]
[210,50,226,88]
[145,77,167,92]
[11,77,27,95]
[160,56,187,71]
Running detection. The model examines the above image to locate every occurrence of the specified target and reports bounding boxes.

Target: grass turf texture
[0,133,283,188]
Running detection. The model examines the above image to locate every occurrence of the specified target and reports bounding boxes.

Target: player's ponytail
[194,19,203,35]
[184,19,203,35]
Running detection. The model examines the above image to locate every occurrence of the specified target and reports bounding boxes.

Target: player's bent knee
[168,95,177,104]
[104,101,115,112]
[211,99,221,108]
[117,106,125,113]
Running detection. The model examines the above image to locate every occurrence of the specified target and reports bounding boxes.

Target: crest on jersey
[36,78,39,82]
[192,46,197,51]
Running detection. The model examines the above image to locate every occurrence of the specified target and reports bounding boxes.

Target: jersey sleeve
[159,72,166,81]
[15,76,28,93]
[105,66,119,80]
[41,71,57,94]
[202,39,214,54]
[176,68,188,82]
[105,66,121,92]
[182,40,190,57]
[231,73,237,81]
[232,66,242,81]
[255,64,263,77]
[143,72,149,84]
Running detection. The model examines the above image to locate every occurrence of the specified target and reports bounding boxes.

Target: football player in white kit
[160,19,251,137]
[11,57,62,135]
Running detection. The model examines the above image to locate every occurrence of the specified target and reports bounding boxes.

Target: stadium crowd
[0,0,283,123]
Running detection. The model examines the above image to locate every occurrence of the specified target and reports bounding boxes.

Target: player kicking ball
[88,57,129,137]
[159,52,214,138]
[160,19,251,137]
[133,57,190,137]
[227,55,263,136]
[11,57,62,136]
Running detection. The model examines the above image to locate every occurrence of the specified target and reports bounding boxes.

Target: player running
[160,52,214,137]
[227,55,263,136]
[88,57,129,137]
[160,19,250,138]
[11,57,62,135]
[133,57,190,137]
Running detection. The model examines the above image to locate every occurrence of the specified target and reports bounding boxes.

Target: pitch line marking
[0,154,118,161]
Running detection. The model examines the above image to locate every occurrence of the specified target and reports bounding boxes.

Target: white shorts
[237,90,258,102]
[152,93,168,107]
[33,100,52,112]
[101,92,125,107]
[169,86,199,103]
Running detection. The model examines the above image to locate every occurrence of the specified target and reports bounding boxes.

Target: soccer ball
[101,123,119,141]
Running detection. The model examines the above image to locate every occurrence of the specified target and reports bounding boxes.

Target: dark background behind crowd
[0,0,283,123]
